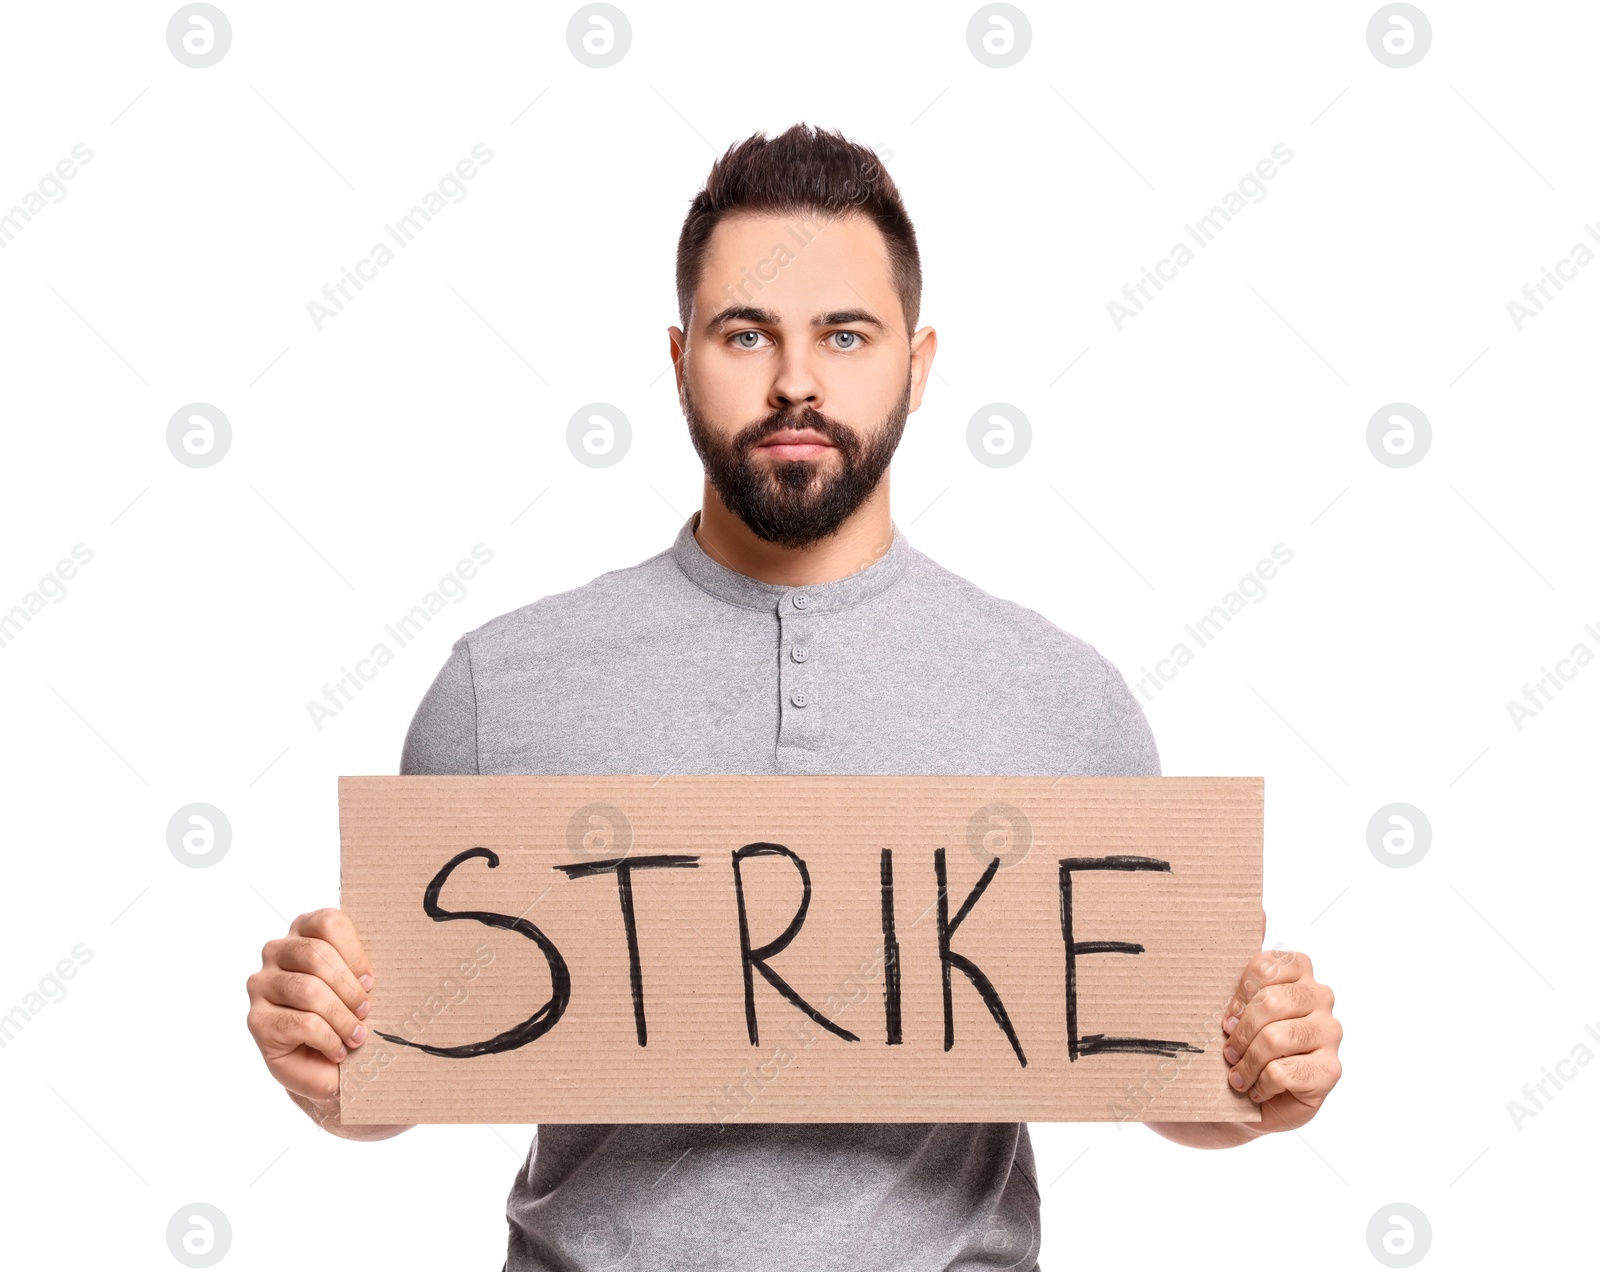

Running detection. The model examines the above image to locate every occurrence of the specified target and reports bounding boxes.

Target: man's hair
[675,123,922,336]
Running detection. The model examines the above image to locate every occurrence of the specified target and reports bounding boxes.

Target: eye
[829,330,865,350]
[730,330,769,350]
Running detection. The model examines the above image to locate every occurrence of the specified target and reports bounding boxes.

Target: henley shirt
[400,512,1161,1271]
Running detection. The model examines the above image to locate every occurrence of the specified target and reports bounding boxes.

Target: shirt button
[790,691,808,708]
[791,647,809,663]
[792,593,810,610]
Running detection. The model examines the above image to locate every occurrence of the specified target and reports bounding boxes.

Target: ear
[668,325,688,406]
[907,325,938,413]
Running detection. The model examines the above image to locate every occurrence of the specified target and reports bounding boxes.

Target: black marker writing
[881,848,902,1046]
[1058,856,1204,1061]
[377,847,570,1057]
[552,854,699,1046]
[934,848,1026,1068]
[732,842,859,1046]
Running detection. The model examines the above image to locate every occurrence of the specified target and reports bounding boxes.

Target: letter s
[1271,142,1293,165]
[1271,542,1294,565]
[471,542,494,565]
[72,143,94,165]
[375,848,570,1057]
[71,543,94,565]
[472,142,494,165]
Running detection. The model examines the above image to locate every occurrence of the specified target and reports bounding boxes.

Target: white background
[1,2,1595,1268]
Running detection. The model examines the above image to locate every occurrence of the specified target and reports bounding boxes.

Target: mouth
[755,428,835,462]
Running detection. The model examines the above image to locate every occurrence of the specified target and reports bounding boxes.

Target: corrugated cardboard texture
[339,775,1262,1124]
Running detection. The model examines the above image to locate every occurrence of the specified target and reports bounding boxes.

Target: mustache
[735,406,860,451]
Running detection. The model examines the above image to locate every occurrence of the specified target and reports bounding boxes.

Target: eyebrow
[706,305,887,333]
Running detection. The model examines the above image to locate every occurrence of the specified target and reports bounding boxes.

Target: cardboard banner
[339,775,1262,1124]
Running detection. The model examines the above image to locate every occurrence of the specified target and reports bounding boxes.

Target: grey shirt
[401,514,1160,1271]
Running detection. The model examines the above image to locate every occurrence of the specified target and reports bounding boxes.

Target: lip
[756,428,833,461]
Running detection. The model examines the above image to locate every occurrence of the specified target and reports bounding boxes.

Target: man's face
[670,211,933,548]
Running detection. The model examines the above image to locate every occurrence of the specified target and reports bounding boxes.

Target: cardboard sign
[338,775,1262,1124]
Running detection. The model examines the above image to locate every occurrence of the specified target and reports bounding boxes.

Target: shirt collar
[669,511,910,615]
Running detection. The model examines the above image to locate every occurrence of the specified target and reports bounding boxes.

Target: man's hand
[1221,946,1343,1133]
[246,908,409,1140]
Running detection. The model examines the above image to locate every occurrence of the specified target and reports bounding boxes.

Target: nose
[769,345,823,415]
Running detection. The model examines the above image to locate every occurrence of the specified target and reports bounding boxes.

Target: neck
[694,476,894,585]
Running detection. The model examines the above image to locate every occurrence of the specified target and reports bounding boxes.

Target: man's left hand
[1222,947,1342,1133]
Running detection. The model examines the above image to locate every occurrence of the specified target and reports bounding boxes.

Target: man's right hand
[246,908,408,1137]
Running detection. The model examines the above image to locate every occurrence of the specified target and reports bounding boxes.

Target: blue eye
[831,331,862,350]
[732,330,766,349]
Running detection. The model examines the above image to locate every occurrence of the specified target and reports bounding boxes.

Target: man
[246,124,1342,1269]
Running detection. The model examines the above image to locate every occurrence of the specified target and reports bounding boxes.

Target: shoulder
[900,545,1160,776]
[461,544,684,659]
[900,545,1108,671]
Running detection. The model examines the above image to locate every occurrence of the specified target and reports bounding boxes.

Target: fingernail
[1229,1069,1246,1089]
[1223,1015,1239,1035]
[338,1045,348,1060]
[1224,1046,1240,1065]
[359,973,373,990]
[357,1000,370,1019]
[1249,1087,1262,1101]
[351,1024,367,1044]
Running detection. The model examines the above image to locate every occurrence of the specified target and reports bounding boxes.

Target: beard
[684,370,911,549]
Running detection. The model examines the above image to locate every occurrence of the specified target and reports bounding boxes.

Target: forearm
[288,1089,414,1142]
[1144,1119,1265,1150]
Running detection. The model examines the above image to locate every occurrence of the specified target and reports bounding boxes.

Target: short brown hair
[675,124,922,335]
